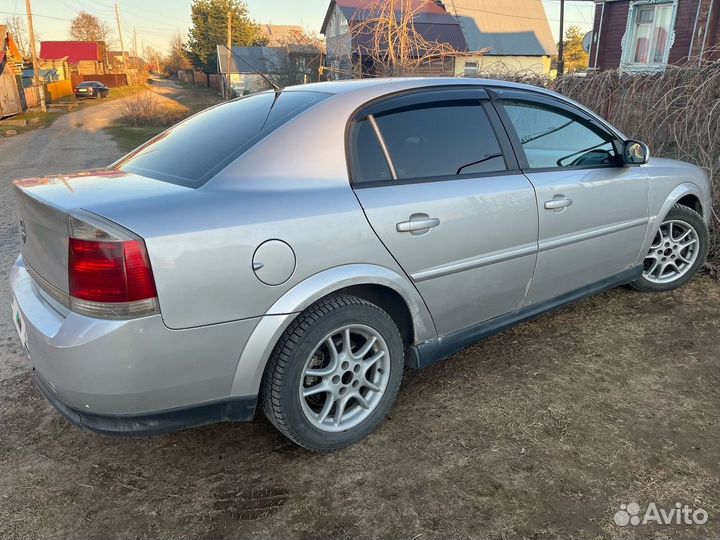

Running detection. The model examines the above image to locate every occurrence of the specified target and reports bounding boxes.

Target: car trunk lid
[13,169,189,296]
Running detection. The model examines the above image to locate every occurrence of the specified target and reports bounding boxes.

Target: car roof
[283,77,624,139]
[284,77,543,96]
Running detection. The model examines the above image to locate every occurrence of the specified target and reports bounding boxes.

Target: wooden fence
[209,74,222,91]
[46,80,73,101]
[22,80,74,109]
[23,86,39,108]
[177,70,223,94]
[70,73,128,88]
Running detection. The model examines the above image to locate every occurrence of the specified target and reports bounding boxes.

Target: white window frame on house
[463,61,479,77]
[620,0,679,72]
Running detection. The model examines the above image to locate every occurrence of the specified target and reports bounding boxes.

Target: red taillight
[65,213,159,319]
[69,238,157,303]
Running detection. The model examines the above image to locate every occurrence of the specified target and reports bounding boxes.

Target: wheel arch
[676,193,703,216]
[635,182,709,266]
[229,264,437,398]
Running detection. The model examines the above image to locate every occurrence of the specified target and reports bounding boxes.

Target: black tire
[631,204,708,292]
[261,294,404,452]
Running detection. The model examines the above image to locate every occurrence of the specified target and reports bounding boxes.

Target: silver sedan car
[10,78,712,451]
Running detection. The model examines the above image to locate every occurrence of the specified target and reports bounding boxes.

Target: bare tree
[5,15,30,58]
[144,46,162,73]
[351,0,482,77]
[276,30,325,51]
[69,11,113,43]
[271,30,324,87]
[163,32,191,75]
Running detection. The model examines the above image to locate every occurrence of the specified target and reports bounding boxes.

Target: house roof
[217,46,287,74]
[444,0,557,56]
[40,41,103,64]
[260,24,306,46]
[321,0,469,52]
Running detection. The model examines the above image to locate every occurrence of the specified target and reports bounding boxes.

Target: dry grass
[117,87,189,128]
[1,278,718,538]
[117,87,161,127]
[107,83,223,153]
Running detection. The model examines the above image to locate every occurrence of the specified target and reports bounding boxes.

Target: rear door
[349,88,539,336]
[491,89,650,306]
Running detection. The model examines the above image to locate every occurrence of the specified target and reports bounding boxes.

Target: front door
[349,88,539,336]
[492,91,650,306]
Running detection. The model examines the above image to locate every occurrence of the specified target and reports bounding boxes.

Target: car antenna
[223,45,283,93]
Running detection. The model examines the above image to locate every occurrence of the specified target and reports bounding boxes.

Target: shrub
[117,87,191,128]
[118,87,160,127]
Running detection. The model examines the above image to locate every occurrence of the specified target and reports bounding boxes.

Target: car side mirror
[623,140,650,165]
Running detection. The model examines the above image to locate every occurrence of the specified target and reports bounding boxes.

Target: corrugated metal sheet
[217,46,288,74]
[444,0,557,56]
[260,24,305,46]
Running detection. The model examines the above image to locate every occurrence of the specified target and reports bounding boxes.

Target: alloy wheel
[299,324,390,432]
[642,219,700,284]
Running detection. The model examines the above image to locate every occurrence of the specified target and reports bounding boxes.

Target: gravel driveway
[0,95,127,381]
[0,91,719,539]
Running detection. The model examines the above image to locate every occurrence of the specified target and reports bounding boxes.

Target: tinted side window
[351,100,506,183]
[500,100,620,169]
[349,119,392,183]
[116,91,329,187]
[376,101,506,180]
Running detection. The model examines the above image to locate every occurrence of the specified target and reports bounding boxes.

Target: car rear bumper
[10,256,261,427]
[33,372,256,436]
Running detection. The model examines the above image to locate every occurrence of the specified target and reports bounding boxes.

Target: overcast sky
[1,0,595,54]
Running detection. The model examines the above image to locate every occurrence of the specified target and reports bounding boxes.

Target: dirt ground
[1,87,719,539]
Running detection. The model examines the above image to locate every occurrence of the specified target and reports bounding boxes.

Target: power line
[443,4,591,25]
[0,9,69,21]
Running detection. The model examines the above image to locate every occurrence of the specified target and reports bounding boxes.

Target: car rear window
[114,91,330,187]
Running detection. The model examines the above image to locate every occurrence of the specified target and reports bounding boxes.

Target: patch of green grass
[2,109,63,135]
[105,125,166,153]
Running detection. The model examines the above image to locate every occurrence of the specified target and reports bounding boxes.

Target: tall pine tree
[561,26,590,73]
[186,0,266,73]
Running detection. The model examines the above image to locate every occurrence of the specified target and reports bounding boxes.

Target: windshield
[114,90,330,187]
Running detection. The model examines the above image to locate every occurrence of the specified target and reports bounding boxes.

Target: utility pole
[25,0,46,112]
[226,11,232,100]
[557,0,565,76]
[133,27,139,73]
[115,2,127,76]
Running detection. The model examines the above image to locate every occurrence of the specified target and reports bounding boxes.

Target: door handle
[544,197,574,210]
[396,216,440,233]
